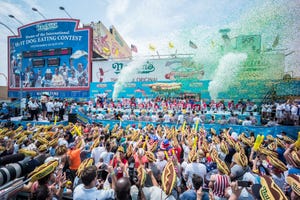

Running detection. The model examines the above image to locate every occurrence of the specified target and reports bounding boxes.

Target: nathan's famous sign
[8,19,91,98]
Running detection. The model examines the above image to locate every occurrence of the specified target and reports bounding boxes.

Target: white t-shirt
[182,144,190,161]
[151,114,157,122]
[54,102,62,112]
[184,162,207,186]
[122,114,129,121]
[163,114,171,123]
[91,146,106,163]
[193,116,202,123]
[178,114,184,123]
[242,120,252,126]
[96,113,104,120]
[130,185,176,200]
[155,160,167,172]
[73,184,115,200]
[46,101,54,112]
[291,105,298,115]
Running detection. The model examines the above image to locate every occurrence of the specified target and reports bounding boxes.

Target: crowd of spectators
[23,95,68,122]
[261,100,300,126]
[3,95,300,127]
[0,121,300,200]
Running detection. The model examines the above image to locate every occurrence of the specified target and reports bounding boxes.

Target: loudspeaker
[68,113,77,123]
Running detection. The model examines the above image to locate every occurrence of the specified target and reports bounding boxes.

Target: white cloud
[106,0,129,22]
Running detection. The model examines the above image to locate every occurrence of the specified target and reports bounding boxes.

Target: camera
[97,169,108,181]
[128,162,138,185]
[97,164,108,181]
[237,180,252,187]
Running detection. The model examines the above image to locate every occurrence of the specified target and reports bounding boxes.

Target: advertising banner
[90,79,299,102]
[92,57,205,82]
[238,53,285,80]
[236,35,261,52]
[90,22,131,59]
[8,19,91,98]
[90,81,210,100]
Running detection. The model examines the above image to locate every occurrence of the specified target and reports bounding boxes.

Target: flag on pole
[54,115,58,125]
[149,44,156,51]
[272,35,279,48]
[189,40,198,49]
[168,42,174,49]
[102,47,110,54]
[156,51,160,58]
[131,44,138,53]
[211,40,215,48]
[114,48,119,57]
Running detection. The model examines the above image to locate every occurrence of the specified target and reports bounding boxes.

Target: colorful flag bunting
[114,48,119,56]
[131,44,138,53]
[189,40,198,49]
[102,47,110,54]
[168,42,174,49]
[149,44,156,51]
[211,40,215,48]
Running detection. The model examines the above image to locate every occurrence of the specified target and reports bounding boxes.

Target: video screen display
[8,19,91,93]
[32,58,45,67]
[47,57,60,67]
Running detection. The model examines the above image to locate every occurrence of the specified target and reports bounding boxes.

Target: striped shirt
[212,174,230,198]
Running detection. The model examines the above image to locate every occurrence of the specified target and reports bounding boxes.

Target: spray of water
[176,0,299,79]
[112,58,146,101]
[113,0,299,100]
[208,53,247,100]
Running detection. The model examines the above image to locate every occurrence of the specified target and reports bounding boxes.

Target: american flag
[131,44,138,53]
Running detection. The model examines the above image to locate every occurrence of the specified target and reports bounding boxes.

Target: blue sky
[0,0,299,86]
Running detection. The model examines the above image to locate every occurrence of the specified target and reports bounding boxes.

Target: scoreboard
[47,57,60,66]
[32,58,46,67]
[22,48,71,67]
[22,47,72,58]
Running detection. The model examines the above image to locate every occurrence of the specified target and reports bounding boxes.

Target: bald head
[115,177,131,200]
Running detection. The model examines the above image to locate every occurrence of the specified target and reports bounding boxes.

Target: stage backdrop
[8,19,91,99]
[91,56,297,101]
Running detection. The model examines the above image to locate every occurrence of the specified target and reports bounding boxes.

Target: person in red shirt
[111,146,128,179]
[133,148,148,168]
[169,142,182,162]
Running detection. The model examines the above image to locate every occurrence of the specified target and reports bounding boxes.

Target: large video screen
[8,19,91,98]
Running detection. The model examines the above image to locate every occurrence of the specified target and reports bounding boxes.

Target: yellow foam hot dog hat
[253,134,264,151]
[294,132,300,148]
